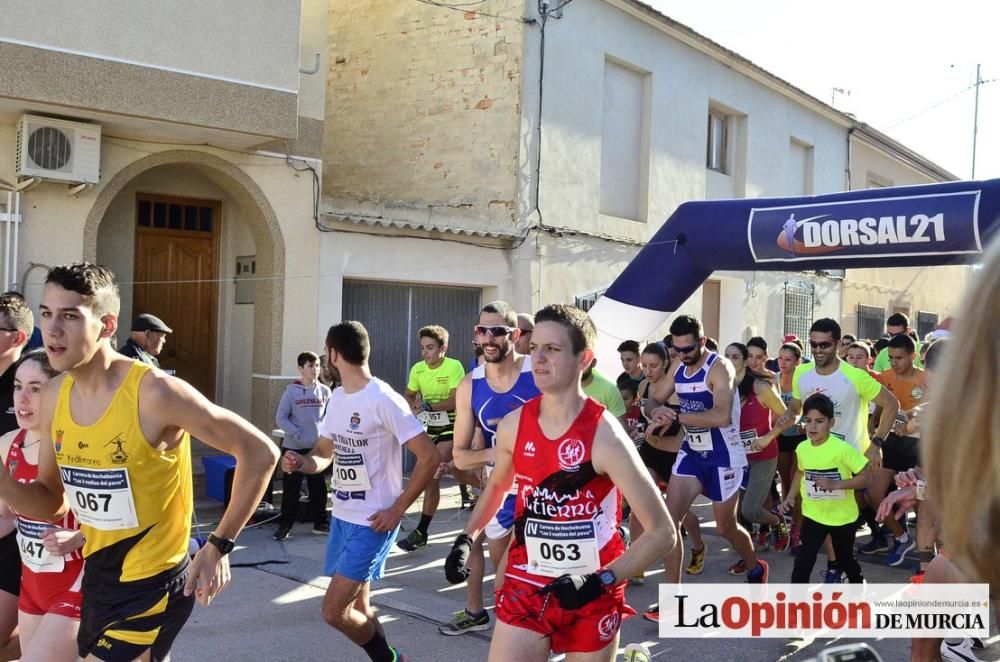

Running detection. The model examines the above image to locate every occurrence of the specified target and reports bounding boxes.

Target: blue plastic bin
[202,455,237,503]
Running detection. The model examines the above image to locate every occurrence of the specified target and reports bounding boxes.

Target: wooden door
[133,194,220,398]
[701,279,721,341]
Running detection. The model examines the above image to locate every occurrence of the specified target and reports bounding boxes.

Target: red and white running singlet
[506,396,625,586]
[6,429,83,571]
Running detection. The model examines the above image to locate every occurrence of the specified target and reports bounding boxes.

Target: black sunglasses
[474,325,515,338]
[809,341,835,350]
[672,342,700,354]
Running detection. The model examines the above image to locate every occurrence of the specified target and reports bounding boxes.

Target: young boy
[781,393,870,583]
[618,378,644,443]
[274,351,332,540]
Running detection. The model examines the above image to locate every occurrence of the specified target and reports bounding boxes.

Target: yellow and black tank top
[53,362,192,583]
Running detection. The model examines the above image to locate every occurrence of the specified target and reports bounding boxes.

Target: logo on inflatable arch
[747,190,983,263]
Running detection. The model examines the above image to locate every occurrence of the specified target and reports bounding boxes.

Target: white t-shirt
[318,377,425,526]
[792,361,882,452]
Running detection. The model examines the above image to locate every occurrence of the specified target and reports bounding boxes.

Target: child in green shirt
[780,393,870,583]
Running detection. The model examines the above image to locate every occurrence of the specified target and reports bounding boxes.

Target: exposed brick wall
[323,0,526,232]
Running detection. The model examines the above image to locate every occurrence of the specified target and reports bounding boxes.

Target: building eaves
[613,0,958,182]
[318,211,518,248]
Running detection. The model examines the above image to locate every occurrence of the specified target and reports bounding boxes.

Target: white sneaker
[941,638,982,662]
[623,643,652,662]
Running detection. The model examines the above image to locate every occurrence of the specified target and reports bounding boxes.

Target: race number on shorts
[60,466,139,530]
[418,410,449,428]
[524,518,600,578]
[16,518,65,573]
[686,427,713,452]
[333,454,371,492]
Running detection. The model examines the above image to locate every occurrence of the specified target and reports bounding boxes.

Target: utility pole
[972,64,982,179]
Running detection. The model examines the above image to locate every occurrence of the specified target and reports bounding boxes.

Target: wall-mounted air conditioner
[15,115,101,184]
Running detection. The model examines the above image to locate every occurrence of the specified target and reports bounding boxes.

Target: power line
[413,0,531,22]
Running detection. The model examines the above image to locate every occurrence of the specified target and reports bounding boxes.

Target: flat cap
[132,314,172,334]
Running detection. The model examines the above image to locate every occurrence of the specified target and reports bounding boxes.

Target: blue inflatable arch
[589,179,1000,342]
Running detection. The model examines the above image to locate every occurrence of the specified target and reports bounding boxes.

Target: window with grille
[575,287,608,313]
[917,311,939,339]
[857,304,885,341]
[783,281,814,354]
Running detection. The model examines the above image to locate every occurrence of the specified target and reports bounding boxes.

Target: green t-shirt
[873,343,923,372]
[582,368,626,418]
[406,357,465,435]
[796,435,868,526]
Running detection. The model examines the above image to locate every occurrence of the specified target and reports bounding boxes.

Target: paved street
[176,482,998,662]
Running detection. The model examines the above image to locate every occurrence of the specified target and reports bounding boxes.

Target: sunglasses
[474,325,515,338]
[672,343,700,354]
[809,341,835,350]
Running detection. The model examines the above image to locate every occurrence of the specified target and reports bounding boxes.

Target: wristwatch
[207,533,235,555]
[870,435,884,448]
[596,568,617,588]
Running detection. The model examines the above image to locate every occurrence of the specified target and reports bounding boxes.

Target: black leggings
[279,447,329,526]
[791,516,864,583]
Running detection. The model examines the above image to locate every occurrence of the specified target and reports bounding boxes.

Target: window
[917,311,939,339]
[574,287,608,313]
[783,280,815,354]
[599,58,648,221]
[857,304,885,341]
[788,138,814,196]
[707,110,728,173]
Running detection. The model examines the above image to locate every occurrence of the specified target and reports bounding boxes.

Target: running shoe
[623,643,652,662]
[754,527,770,552]
[686,545,706,575]
[909,570,926,583]
[312,522,330,535]
[789,526,802,555]
[438,609,490,635]
[629,570,645,586]
[823,567,844,583]
[971,638,985,650]
[859,534,891,555]
[397,529,428,552]
[746,559,769,584]
[273,523,292,541]
[771,520,790,552]
[940,638,982,662]
[727,559,747,575]
[461,495,478,511]
[643,604,660,623]
[390,647,405,662]
[886,536,915,566]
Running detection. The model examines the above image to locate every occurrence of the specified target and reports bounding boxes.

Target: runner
[445,301,539,636]
[0,263,278,662]
[723,342,790,575]
[872,313,923,372]
[398,325,466,552]
[775,342,806,553]
[0,350,81,661]
[629,343,703,585]
[645,315,768,622]
[514,313,534,356]
[281,320,438,662]
[746,337,776,382]
[864,334,926,565]
[776,318,900,569]
[580,359,627,428]
[616,341,644,391]
[444,304,675,661]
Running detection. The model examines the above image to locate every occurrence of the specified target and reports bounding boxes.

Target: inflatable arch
[589,179,1000,343]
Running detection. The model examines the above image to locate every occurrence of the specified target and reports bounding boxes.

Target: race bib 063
[524,519,599,578]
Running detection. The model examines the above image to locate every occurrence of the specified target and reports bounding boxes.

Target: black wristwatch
[596,568,617,588]
[870,436,884,449]
[207,533,235,555]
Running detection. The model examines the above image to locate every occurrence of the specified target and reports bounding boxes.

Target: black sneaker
[312,522,330,535]
[273,523,292,541]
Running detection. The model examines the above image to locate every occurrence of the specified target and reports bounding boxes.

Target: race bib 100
[60,466,139,530]
[524,519,600,578]
[333,453,371,492]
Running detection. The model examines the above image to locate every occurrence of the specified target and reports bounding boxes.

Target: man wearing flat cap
[120,313,172,368]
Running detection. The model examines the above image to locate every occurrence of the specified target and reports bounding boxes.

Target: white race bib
[16,519,65,573]
[60,466,139,530]
[686,427,713,451]
[741,430,759,454]
[333,453,371,492]
[524,519,600,578]
[418,410,449,428]
[804,470,845,501]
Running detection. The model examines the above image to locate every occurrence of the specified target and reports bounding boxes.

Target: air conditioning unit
[15,115,101,184]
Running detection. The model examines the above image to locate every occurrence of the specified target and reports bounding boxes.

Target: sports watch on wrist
[596,568,617,588]
[870,435,884,448]
[207,533,235,555]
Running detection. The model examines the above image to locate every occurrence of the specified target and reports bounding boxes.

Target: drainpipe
[845,127,855,191]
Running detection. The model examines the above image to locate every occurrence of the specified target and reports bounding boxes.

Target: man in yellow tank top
[0,263,278,662]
